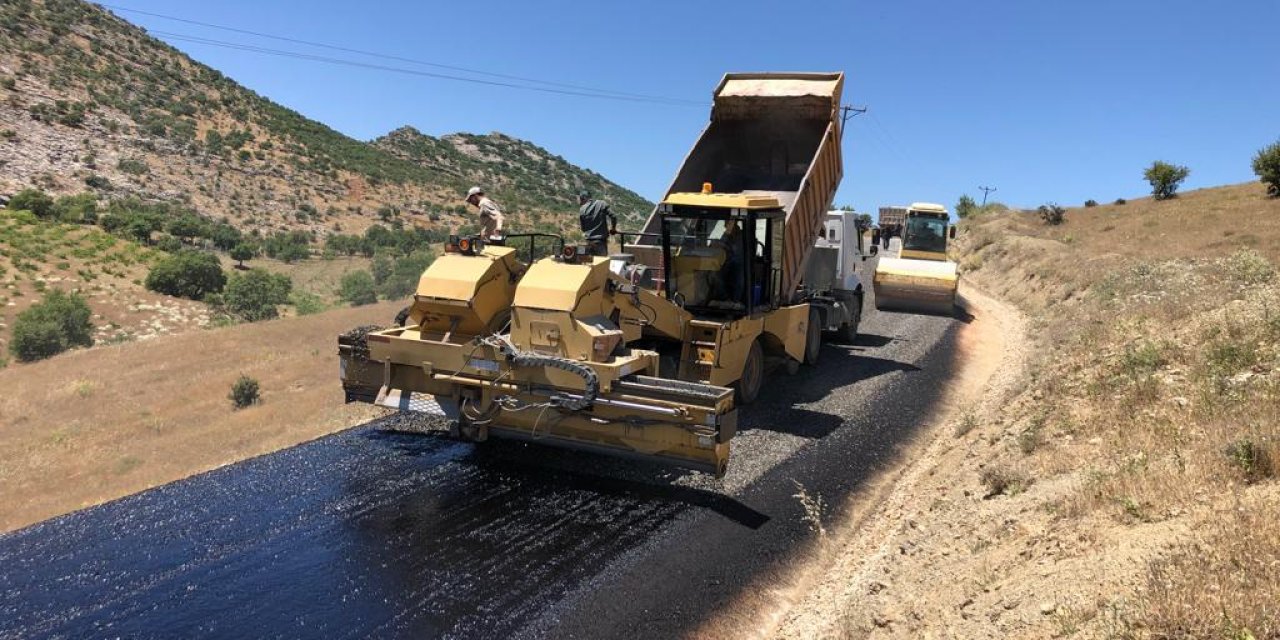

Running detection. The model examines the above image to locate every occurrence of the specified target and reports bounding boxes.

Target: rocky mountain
[0,0,653,237]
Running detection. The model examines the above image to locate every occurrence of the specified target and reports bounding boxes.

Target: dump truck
[872,202,958,314]
[339,72,860,476]
[876,206,908,248]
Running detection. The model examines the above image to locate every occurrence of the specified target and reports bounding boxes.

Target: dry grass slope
[955,181,1280,637]
[0,301,397,532]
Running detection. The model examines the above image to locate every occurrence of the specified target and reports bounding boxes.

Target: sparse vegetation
[228,374,261,409]
[956,184,1280,636]
[9,289,94,362]
[1144,160,1191,200]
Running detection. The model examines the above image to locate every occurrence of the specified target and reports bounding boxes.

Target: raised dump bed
[634,72,844,303]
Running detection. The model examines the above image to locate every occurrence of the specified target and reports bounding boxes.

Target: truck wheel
[836,298,862,343]
[734,339,764,405]
[804,308,822,365]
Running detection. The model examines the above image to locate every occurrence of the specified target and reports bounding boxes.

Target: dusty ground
[0,301,399,532]
[753,283,1032,638]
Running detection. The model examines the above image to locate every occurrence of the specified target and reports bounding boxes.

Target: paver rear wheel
[734,339,764,405]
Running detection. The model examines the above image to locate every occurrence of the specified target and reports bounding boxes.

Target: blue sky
[105,0,1278,214]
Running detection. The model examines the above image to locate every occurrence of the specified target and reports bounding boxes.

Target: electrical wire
[101,4,703,107]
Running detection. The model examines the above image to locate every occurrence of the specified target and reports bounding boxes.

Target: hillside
[777,182,1280,638]
[0,0,653,239]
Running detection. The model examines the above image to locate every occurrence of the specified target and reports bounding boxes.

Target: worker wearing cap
[577,189,618,257]
[465,186,504,242]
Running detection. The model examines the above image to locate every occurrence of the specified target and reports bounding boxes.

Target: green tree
[1143,161,1191,200]
[224,269,292,321]
[371,253,393,285]
[165,214,208,243]
[210,223,243,251]
[339,270,378,306]
[955,195,977,219]
[230,243,255,268]
[377,250,435,299]
[9,289,94,362]
[1252,139,1280,197]
[8,188,54,218]
[145,251,227,300]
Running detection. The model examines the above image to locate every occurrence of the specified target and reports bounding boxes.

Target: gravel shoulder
[767,281,1030,639]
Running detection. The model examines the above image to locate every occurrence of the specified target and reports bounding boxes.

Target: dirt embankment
[768,183,1280,639]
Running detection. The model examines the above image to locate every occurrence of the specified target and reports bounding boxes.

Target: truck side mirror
[872,230,881,246]
[949,226,957,240]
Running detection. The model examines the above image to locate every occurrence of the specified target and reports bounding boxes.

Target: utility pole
[839,105,868,138]
[979,185,997,206]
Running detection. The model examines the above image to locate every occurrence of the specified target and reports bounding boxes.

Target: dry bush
[980,465,1030,497]
[1144,498,1280,639]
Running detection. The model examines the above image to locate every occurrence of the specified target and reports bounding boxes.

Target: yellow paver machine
[339,72,869,476]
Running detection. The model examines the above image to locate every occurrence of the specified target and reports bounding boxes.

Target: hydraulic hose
[507,351,599,411]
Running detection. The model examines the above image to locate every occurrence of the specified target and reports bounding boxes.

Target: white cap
[466,186,483,198]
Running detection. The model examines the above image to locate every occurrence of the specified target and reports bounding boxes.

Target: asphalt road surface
[0,278,962,639]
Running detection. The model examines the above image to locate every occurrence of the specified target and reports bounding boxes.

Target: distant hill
[0,0,653,237]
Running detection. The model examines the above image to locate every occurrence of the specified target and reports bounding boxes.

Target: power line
[100,3,703,106]
[144,30,702,107]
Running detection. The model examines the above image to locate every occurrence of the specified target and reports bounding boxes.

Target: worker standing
[465,186,505,242]
[577,189,618,257]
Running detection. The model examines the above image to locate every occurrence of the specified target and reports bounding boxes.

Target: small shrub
[8,188,54,218]
[954,411,979,437]
[980,466,1030,497]
[53,193,97,223]
[117,158,148,175]
[955,194,978,219]
[84,174,111,190]
[9,289,94,362]
[339,270,377,306]
[1144,161,1190,200]
[1084,199,1098,207]
[1224,249,1274,285]
[145,251,226,300]
[1252,139,1280,196]
[1114,198,1127,205]
[1224,439,1274,482]
[1038,203,1066,225]
[229,374,260,409]
[290,291,326,315]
